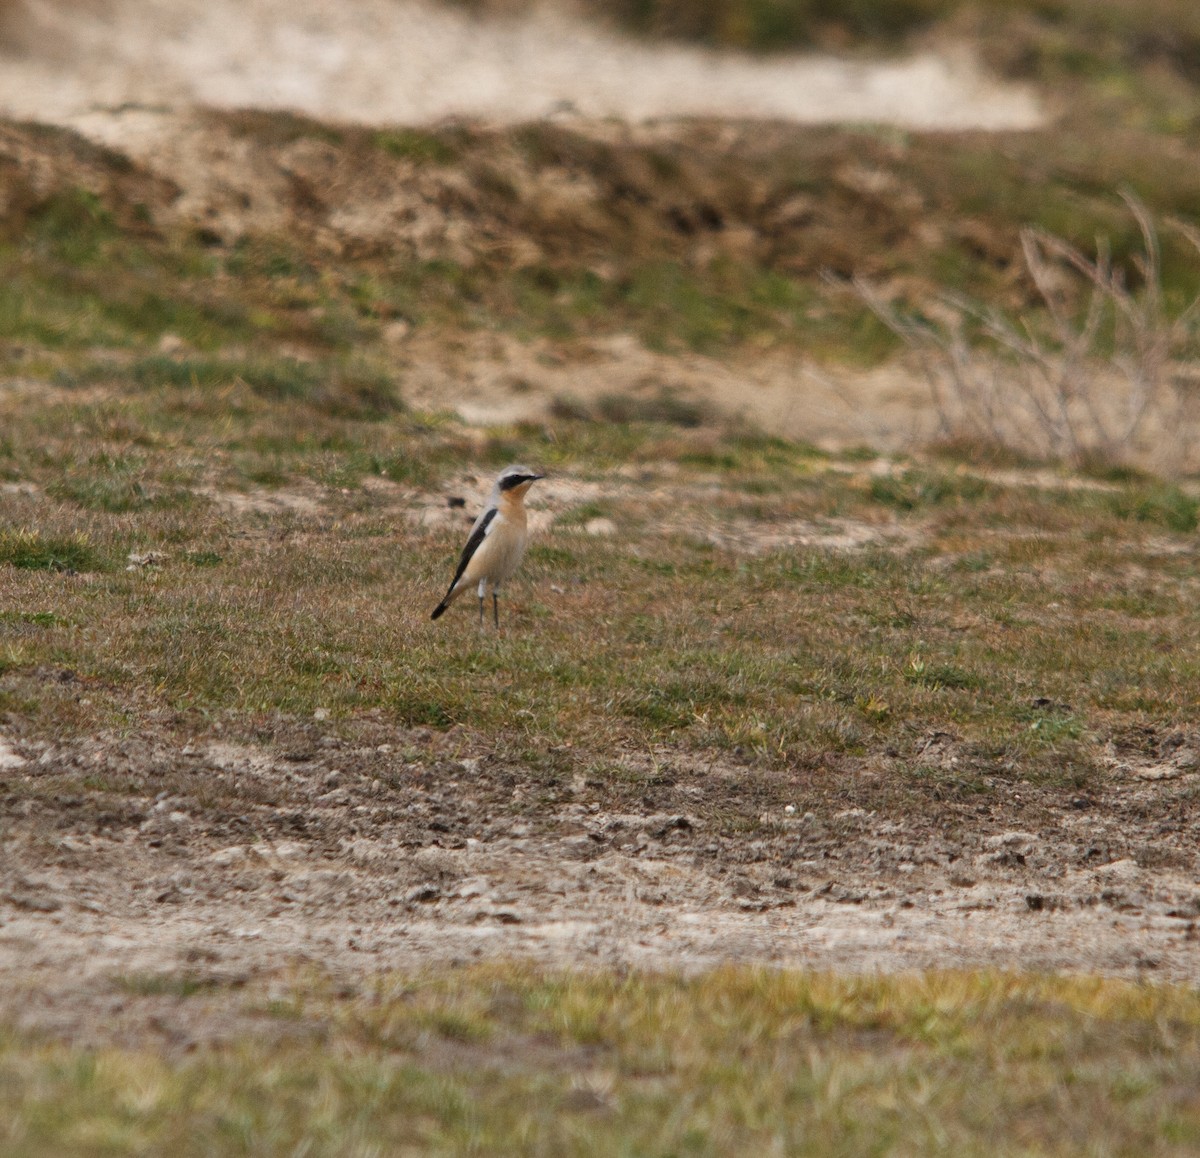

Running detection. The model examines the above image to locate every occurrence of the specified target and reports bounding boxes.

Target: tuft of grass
[903,656,983,691]
[372,128,460,165]
[0,530,100,572]
[868,469,991,511]
[66,355,407,420]
[27,187,120,265]
[111,973,232,999]
[1105,483,1199,532]
[46,453,199,513]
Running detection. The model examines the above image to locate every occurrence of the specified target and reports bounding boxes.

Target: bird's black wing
[445,506,497,594]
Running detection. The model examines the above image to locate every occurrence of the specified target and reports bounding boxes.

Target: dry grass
[4,966,1200,1155]
[850,194,1200,473]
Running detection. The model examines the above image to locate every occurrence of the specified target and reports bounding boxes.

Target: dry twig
[844,193,1200,472]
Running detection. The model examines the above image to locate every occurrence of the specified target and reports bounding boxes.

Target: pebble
[0,735,26,770]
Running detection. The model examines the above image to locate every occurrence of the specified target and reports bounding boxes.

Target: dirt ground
[2,697,1199,1045]
[397,330,940,452]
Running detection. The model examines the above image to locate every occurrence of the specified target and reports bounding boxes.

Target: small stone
[1094,858,1141,884]
[209,846,247,867]
[584,517,617,536]
[652,815,691,837]
[983,831,1039,850]
[0,736,26,771]
[1135,763,1180,781]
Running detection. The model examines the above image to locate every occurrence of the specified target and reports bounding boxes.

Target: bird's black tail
[430,601,448,620]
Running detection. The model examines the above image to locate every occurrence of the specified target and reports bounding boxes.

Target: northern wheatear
[431,465,545,627]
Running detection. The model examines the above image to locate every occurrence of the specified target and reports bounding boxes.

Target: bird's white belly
[464,522,527,590]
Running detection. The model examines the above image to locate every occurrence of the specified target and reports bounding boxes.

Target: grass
[2,378,1199,792]
[4,966,1200,1155]
[0,529,102,573]
[5,84,1200,378]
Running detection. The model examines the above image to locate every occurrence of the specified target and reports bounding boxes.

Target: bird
[431,464,545,627]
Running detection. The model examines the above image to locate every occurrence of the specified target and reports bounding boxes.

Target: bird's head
[493,464,545,500]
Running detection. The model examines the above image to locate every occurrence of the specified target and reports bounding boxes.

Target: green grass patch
[63,355,407,420]
[46,453,199,513]
[869,469,993,512]
[0,530,100,572]
[0,610,63,626]
[5,966,1200,1156]
[111,973,234,1000]
[0,396,1193,793]
[903,656,983,691]
[1105,483,1199,532]
[26,187,121,266]
[372,127,460,165]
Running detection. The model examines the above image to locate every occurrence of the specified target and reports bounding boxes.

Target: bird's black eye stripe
[499,473,538,491]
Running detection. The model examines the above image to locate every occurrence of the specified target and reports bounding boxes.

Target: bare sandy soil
[0,0,1040,135]
[398,331,940,453]
[2,712,1198,1045]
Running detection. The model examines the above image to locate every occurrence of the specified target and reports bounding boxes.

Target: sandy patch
[0,0,1040,136]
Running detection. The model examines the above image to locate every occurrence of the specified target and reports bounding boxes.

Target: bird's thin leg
[493,591,500,629]
[478,593,484,626]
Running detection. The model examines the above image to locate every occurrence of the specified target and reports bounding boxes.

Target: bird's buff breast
[464,517,528,586]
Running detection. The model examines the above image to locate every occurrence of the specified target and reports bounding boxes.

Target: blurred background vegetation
[451,0,1200,75]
